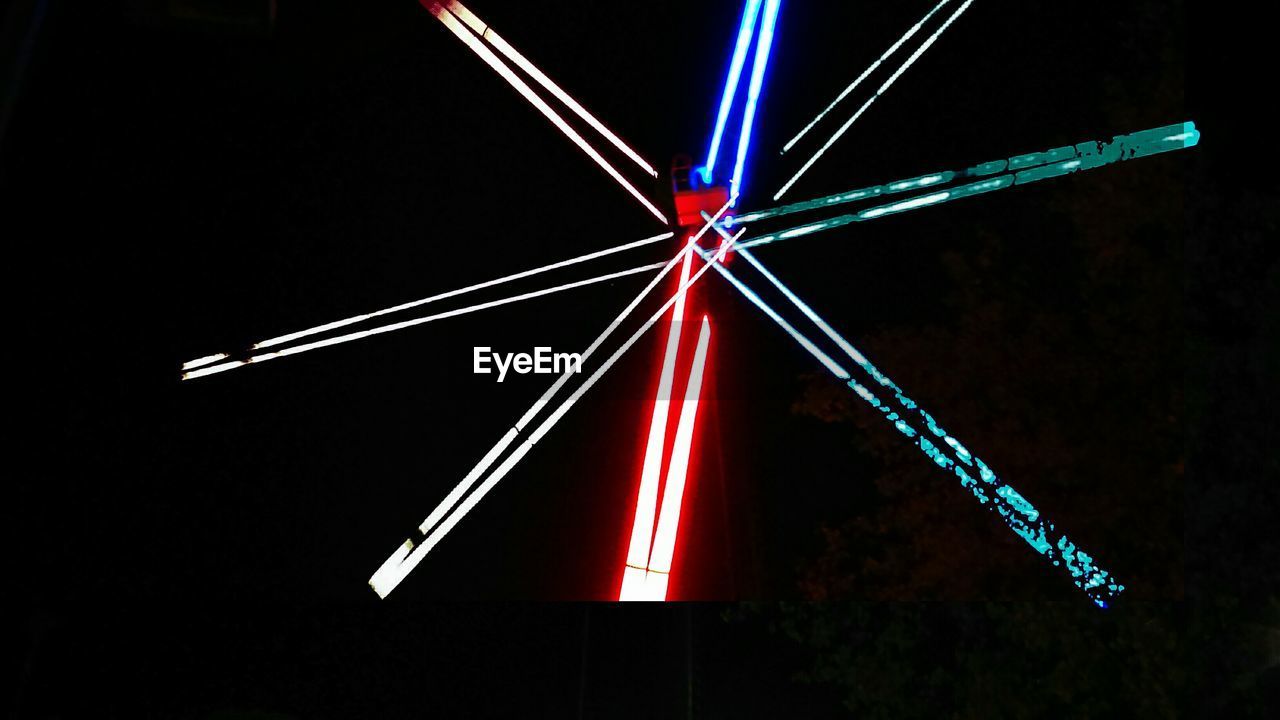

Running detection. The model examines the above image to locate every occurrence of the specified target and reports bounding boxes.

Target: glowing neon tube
[181,353,229,371]
[248,232,672,352]
[774,0,977,200]
[705,0,764,184]
[424,2,668,223]
[729,0,782,197]
[621,241,694,597]
[181,262,665,381]
[180,230,672,374]
[442,1,658,179]
[781,0,954,154]
[737,122,1199,251]
[370,226,746,598]
[645,316,713,586]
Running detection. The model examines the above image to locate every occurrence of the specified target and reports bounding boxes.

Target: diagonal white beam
[443,0,658,179]
[774,0,977,200]
[425,2,668,223]
[781,0,954,154]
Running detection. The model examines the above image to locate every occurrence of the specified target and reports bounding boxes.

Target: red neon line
[619,240,695,601]
[646,316,713,592]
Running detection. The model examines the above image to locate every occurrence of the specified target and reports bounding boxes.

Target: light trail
[704,0,764,184]
[774,0,977,200]
[693,240,1124,606]
[370,226,746,598]
[732,170,954,226]
[729,0,782,198]
[250,232,671,352]
[180,261,666,381]
[644,316,713,591]
[181,353,229,371]
[781,0,954,154]
[738,122,1200,250]
[180,231,672,371]
[441,0,658,179]
[424,2,668,223]
[620,240,695,602]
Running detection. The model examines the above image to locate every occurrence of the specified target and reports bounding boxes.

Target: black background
[6,0,1275,717]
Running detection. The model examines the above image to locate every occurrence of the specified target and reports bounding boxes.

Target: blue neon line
[704,0,764,185]
[730,0,782,199]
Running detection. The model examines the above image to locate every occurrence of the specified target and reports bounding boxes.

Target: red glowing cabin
[670,154,730,229]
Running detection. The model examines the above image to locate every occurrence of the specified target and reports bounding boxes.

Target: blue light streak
[704,0,764,185]
[729,0,783,199]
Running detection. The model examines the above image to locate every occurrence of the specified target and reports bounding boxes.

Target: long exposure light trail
[241,231,672,354]
[781,0,954,154]
[737,122,1200,250]
[774,0,977,200]
[729,0,782,198]
[370,226,745,598]
[693,240,1124,606]
[441,0,658,179]
[620,241,695,601]
[641,316,713,600]
[704,0,764,185]
[180,262,666,381]
[425,2,668,223]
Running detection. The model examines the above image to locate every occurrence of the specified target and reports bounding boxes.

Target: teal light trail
[692,237,1126,606]
[733,122,1200,250]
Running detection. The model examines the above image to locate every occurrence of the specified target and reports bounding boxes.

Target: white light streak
[774,0,977,200]
[181,353,229,371]
[781,0,954,154]
[694,238,849,380]
[250,231,673,351]
[181,262,665,381]
[427,3,668,223]
[735,246,870,368]
[443,1,659,179]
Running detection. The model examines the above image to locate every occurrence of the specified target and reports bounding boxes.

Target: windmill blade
[441,0,658,179]
[736,122,1200,251]
[781,0,955,154]
[180,231,673,373]
[180,261,666,381]
[424,1,668,223]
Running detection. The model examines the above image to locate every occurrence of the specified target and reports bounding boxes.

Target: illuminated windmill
[180,0,1198,607]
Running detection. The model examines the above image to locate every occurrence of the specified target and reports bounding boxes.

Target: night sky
[7,1,1275,718]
